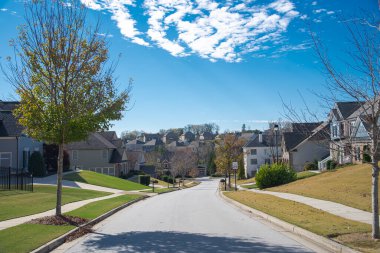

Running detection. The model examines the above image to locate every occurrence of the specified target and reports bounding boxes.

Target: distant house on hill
[179,131,195,142]
[0,101,43,170]
[162,131,178,144]
[125,139,145,151]
[243,133,281,178]
[199,132,214,141]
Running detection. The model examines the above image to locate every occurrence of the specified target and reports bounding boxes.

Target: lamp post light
[274,124,279,163]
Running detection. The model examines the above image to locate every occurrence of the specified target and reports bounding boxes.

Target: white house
[243,133,281,178]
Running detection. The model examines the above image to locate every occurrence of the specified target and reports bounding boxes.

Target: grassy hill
[269,164,379,212]
[64,170,150,191]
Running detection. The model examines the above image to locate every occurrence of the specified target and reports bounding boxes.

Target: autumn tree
[215,134,245,188]
[3,0,130,216]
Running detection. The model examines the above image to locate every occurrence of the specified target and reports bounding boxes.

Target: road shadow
[78,231,312,253]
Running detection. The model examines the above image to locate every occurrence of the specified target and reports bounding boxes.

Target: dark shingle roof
[291,123,321,133]
[283,132,309,151]
[98,131,116,142]
[244,134,281,148]
[109,148,126,163]
[0,102,24,137]
[66,132,116,150]
[126,139,145,145]
[336,102,364,119]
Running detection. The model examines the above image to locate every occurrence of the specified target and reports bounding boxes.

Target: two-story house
[0,101,43,170]
[282,123,330,171]
[65,131,131,176]
[243,133,281,178]
[328,101,364,165]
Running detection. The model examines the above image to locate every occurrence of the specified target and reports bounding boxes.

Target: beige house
[66,131,131,177]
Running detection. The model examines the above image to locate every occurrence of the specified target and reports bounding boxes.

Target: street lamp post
[274,124,279,163]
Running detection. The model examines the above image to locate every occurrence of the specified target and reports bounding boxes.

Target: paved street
[61,179,322,253]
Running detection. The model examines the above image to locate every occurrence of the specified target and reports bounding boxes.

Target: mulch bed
[27,215,89,226]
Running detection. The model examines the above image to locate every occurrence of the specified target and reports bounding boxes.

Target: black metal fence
[0,167,33,192]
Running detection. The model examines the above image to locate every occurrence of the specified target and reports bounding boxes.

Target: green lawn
[0,185,110,221]
[63,170,150,191]
[0,193,144,253]
[66,194,142,219]
[269,164,379,212]
[224,190,377,252]
[240,184,258,189]
[0,223,74,253]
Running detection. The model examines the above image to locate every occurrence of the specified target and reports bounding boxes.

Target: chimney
[259,133,263,143]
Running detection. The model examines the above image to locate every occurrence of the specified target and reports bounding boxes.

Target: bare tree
[283,15,380,238]
[171,148,197,186]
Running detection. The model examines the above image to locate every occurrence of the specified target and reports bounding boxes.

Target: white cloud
[326,11,335,15]
[311,1,317,6]
[82,0,301,62]
[0,8,8,12]
[314,8,326,14]
[80,0,149,46]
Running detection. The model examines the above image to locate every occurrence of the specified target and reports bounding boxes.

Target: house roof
[283,132,309,151]
[126,139,145,145]
[109,148,127,163]
[0,102,24,137]
[291,123,321,133]
[336,102,364,119]
[98,131,117,142]
[244,134,281,148]
[144,139,157,146]
[140,165,156,177]
[66,132,116,150]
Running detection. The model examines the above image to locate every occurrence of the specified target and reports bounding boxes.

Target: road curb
[31,195,150,253]
[219,190,359,253]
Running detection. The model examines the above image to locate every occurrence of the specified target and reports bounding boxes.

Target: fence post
[21,169,24,191]
[8,167,11,190]
[31,173,33,192]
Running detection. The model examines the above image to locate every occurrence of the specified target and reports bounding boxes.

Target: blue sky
[0,0,378,135]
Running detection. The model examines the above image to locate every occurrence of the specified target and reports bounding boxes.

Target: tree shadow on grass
[78,231,313,253]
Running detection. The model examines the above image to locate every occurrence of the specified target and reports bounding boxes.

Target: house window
[250,159,257,165]
[0,152,12,168]
[23,149,30,169]
[72,150,78,161]
[264,159,271,164]
[102,150,108,161]
[250,149,257,155]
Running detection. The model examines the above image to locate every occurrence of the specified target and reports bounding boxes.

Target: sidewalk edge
[219,190,359,253]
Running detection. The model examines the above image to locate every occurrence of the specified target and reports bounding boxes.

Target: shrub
[255,163,297,189]
[29,151,46,177]
[363,153,371,163]
[303,162,317,171]
[326,160,338,170]
[161,175,174,184]
[138,175,151,186]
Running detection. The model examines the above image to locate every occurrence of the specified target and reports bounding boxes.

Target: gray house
[0,101,43,170]
[65,131,129,176]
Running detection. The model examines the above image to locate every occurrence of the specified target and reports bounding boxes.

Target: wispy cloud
[81,0,301,62]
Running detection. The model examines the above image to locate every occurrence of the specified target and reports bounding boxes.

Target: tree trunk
[56,143,64,216]
[372,161,379,239]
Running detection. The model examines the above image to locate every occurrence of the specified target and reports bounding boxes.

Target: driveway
[61,178,324,253]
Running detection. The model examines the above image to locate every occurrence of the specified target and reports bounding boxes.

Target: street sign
[232,162,238,170]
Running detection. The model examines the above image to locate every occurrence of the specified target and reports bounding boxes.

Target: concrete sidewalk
[34,172,123,194]
[248,188,379,225]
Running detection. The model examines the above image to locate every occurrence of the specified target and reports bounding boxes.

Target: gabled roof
[98,131,117,142]
[109,148,127,163]
[291,123,321,133]
[144,139,157,146]
[0,102,24,137]
[283,132,309,151]
[336,102,364,120]
[66,132,116,150]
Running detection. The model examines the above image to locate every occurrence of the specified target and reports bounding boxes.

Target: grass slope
[0,224,74,253]
[0,185,110,221]
[66,194,141,219]
[224,191,370,237]
[64,171,150,191]
[269,164,378,212]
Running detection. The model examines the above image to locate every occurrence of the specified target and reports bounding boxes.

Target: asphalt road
[63,178,323,253]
